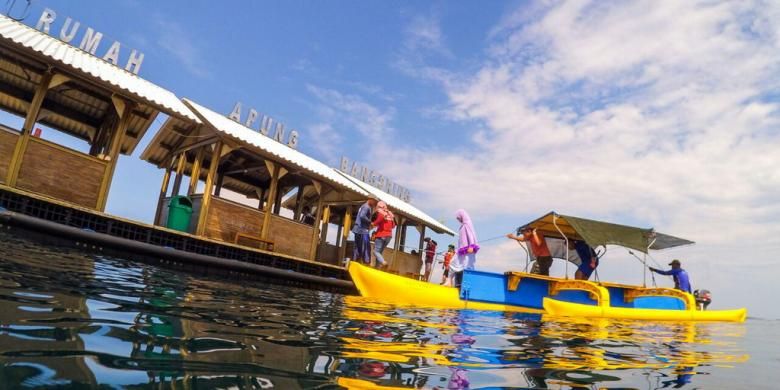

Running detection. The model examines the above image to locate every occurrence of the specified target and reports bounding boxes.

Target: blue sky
[11,1,780,318]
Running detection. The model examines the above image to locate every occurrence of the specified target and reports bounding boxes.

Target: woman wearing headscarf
[371,201,395,269]
[450,209,479,287]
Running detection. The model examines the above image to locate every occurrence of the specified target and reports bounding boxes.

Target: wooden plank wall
[387,249,423,278]
[204,197,314,259]
[266,214,314,259]
[16,138,106,209]
[204,197,263,242]
[0,129,19,183]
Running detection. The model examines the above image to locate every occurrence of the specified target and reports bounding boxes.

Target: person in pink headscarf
[449,209,479,287]
[371,201,395,269]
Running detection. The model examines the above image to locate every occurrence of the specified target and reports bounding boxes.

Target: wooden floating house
[0,13,453,287]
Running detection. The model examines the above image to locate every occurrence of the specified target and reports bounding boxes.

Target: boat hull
[543,298,747,322]
[348,261,542,313]
[348,262,746,322]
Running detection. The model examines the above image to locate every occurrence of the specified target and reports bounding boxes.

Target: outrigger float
[349,212,747,322]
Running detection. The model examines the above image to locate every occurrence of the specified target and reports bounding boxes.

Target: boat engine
[694,289,712,311]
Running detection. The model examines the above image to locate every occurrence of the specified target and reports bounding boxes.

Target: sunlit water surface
[0,231,773,389]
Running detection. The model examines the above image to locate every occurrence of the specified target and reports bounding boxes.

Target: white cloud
[379,1,780,317]
[153,15,210,78]
[307,123,342,162]
[306,84,395,143]
[404,13,451,58]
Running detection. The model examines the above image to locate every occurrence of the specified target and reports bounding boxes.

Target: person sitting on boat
[300,205,316,226]
[573,240,599,280]
[423,237,438,281]
[353,194,378,265]
[441,244,455,285]
[649,259,692,294]
[371,201,394,270]
[506,228,553,276]
[450,209,479,287]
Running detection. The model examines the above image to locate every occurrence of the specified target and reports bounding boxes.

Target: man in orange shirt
[506,228,554,276]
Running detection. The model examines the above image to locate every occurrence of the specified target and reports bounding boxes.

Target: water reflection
[0,231,749,389]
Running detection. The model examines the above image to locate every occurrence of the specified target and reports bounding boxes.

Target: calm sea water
[0,230,775,389]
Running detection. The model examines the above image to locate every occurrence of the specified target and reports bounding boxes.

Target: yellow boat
[348,261,542,314]
[348,262,746,322]
[348,212,747,322]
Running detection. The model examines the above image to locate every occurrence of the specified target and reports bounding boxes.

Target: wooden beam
[187,147,206,196]
[153,158,174,225]
[5,70,53,186]
[260,162,280,240]
[170,152,187,196]
[195,141,223,236]
[169,135,219,158]
[96,98,134,211]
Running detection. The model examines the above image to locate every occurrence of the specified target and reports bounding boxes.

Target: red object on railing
[32,128,42,137]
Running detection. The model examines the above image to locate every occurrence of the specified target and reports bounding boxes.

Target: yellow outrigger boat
[348,213,747,323]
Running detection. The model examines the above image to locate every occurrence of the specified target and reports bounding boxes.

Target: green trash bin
[166,195,193,232]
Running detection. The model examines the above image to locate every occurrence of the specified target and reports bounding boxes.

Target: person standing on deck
[573,240,599,280]
[423,237,437,281]
[506,228,554,276]
[649,259,692,293]
[371,201,394,270]
[353,194,378,265]
[450,209,479,287]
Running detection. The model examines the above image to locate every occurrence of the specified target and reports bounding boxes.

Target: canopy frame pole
[646,237,657,287]
[552,214,569,279]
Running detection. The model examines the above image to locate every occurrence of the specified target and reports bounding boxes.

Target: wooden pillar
[293,185,305,221]
[187,147,206,195]
[260,162,281,239]
[153,158,174,226]
[334,211,342,247]
[309,199,323,260]
[273,185,284,215]
[337,206,351,262]
[390,217,406,271]
[308,183,324,260]
[400,224,408,251]
[418,225,426,252]
[318,205,331,260]
[214,171,224,197]
[195,142,223,236]
[5,71,55,186]
[96,97,135,211]
[170,152,187,196]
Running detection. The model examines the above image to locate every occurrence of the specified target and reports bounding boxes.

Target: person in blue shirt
[352,194,378,265]
[649,259,692,293]
[573,240,599,280]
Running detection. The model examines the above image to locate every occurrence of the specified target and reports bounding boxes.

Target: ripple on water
[0,231,760,389]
